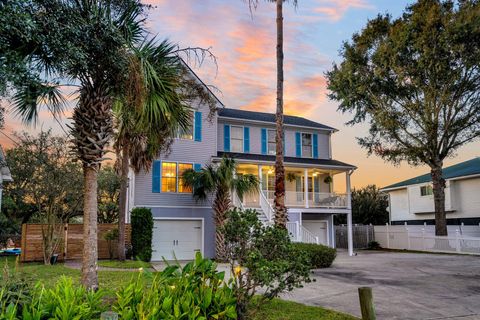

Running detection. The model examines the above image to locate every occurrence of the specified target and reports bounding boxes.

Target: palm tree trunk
[213,187,231,261]
[117,144,129,261]
[274,0,287,228]
[81,165,99,290]
[431,163,447,236]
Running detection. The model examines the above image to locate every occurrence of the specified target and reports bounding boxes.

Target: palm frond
[234,174,260,199]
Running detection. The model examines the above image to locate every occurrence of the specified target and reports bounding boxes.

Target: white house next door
[151,219,203,261]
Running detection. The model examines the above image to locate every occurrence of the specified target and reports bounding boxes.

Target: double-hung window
[420,185,433,196]
[267,129,276,155]
[302,133,313,158]
[177,111,194,140]
[161,162,193,193]
[230,126,244,152]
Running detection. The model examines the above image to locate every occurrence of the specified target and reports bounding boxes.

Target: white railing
[374,224,480,255]
[259,190,274,223]
[286,221,319,244]
[231,191,245,211]
[309,192,348,208]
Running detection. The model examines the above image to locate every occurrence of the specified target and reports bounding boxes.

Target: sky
[1,0,479,190]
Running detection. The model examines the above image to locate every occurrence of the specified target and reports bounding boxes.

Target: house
[381,157,480,226]
[126,70,356,261]
[0,145,13,210]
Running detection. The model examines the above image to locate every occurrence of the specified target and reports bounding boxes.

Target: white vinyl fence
[374,224,480,255]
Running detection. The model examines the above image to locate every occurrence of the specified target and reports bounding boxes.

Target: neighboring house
[0,145,13,210]
[381,157,480,226]
[127,69,356,261]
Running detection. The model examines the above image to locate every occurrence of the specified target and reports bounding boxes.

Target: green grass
[97,259,151,269]
[1,256,357,319]
[254,299,358,320]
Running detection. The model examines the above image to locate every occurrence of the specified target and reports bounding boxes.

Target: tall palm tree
[4,0,153,290]
[182,157,259,261]
[113,39,192,261]
[245,0,296,227]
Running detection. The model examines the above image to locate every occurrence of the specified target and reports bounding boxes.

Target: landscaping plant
[130,208,154,262]
[291,243,336,269]
[113,252,237,319]
[104,228,119,260]
[222,208,311,319]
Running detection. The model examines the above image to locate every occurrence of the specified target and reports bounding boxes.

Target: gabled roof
[381,157,480,191]
[215,152,356,169]
[217,108,337,131]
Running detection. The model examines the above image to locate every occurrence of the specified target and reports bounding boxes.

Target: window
[230,126,243,152]
[161,162,177,193]
[178,163,193,193]
[420,185,433,196]
[177,112,194,140]
[267,129,276,155]
[302,133,312,158]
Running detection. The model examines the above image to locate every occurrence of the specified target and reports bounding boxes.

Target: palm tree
[5,0,153,290]
[182,157,259,261]
[113,39,192,261]
[245,0,297,227]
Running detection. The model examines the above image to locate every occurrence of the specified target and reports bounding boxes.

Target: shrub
[104,228,119,259]
[368,240,381,250]
[222,208,311,320]
[114,252,237,319]
[130,207,153,262]
[292,243,336,269]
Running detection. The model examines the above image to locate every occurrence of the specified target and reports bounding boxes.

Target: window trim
[300,132,313,158]
[176,111,195,141]
[267,129,276,155]
[420,185,433,197]
[161,161,194,194]
[229,125,244,153]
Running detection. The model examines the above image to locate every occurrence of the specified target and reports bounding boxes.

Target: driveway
[281,250,480,320]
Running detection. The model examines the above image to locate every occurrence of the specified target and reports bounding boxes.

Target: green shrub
[367,240,381,250]
[292,243,336,269]
[222,208,311,320]
[130,207,153,262]
[114,252,237,319]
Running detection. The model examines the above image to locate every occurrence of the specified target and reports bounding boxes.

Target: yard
[1,256,357,320]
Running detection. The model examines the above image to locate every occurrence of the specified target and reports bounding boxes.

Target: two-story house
[381,157,480,226]
[126,70,356,261]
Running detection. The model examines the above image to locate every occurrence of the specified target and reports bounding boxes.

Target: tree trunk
[117,144,129,261]
[213,187,231,261]
[274,0,287,228]
[431,163,447,236]
[81,165,99,291]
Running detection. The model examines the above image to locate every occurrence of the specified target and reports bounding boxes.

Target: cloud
[313,0,373,22]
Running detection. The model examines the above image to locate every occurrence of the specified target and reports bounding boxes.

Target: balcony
[242,190,349,209]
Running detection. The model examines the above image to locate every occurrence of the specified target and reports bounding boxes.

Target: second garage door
[151,219,203,261]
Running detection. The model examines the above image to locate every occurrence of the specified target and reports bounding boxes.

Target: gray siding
[149,207,215,258]
[218,119,331,159]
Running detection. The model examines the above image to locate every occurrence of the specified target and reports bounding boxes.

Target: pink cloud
[314,0,373,22]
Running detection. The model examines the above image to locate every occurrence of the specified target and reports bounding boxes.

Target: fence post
[421,228,426,251]
[366,226,370,245]
[358,287,376,320]
[315,236,319,245]
[386,223,390,249]
[406,227,410,250]
[455,229,461,253]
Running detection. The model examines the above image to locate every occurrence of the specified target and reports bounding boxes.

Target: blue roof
[382,157,480,190]
[217,108,336,131]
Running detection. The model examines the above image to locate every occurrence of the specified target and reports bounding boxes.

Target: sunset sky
[1,0,479,189]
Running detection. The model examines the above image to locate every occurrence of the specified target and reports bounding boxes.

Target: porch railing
[286,221,319,244]
[262,190,348,208]
[259,190,274,223]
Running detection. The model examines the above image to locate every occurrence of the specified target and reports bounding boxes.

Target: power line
[0,130,19,146]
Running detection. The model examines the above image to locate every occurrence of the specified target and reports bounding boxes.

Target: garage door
[302,221,328,246]
[151,219,202,261]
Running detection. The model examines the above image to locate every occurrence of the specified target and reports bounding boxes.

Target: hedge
[131,207,154,262]
[292,243,337,268]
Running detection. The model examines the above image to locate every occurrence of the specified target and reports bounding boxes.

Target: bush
[114,252,237,319]
[131,207,153,262]
[368,240,381,250]
[222,208,311,320]
[292,243,337,269]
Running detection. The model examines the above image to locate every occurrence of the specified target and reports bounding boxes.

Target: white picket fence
[374,224,480,255]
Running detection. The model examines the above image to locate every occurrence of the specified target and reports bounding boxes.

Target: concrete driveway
[282,250,480,320]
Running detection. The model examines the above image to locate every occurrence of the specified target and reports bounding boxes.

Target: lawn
[1,256,357,320]
[97,259,152,269]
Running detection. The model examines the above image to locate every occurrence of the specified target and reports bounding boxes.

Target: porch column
[258,165,263,204]
[304,168,309,208]
[346,170,354,256]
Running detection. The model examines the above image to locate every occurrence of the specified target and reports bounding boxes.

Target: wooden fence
[21,223,131,262]
[335,225,375,249]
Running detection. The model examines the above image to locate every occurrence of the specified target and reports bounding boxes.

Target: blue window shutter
[261,128,267,155]
[224,125,231,152]
[295,132,301,157]
[243,127,250,153]
[152,160,161,193]
[313,134,318,159]
[194,111,202,142]
[194,163,202,172]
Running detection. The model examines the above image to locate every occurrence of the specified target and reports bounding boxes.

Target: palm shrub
[130,208,154,262]
[222,208,311,319]
[114,253,237,319]
[291,243,336,269]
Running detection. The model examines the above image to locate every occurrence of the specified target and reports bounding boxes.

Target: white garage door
[152,219,203,261]
[302,221,328,246]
